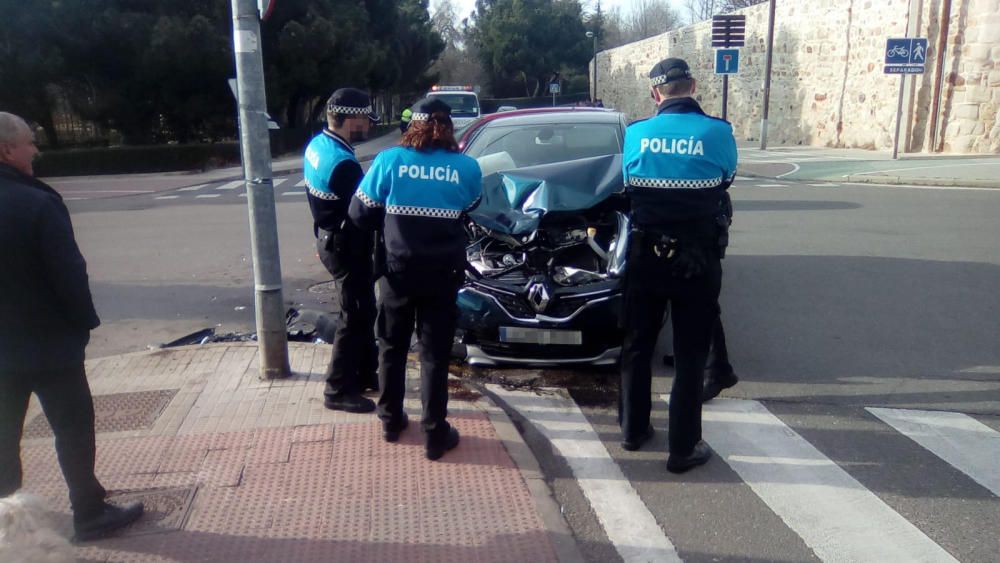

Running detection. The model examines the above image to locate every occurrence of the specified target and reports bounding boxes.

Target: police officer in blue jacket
[349,98,482,461]
[303,88,380,413]
[619,58,737,473]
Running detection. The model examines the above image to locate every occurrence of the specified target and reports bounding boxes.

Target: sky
[431,0,688,22]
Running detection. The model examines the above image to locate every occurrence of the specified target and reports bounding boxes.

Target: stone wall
[594,0,999,154]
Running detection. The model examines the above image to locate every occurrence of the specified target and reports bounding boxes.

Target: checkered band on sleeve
[410,112,431,121]
[356,190,384,208]
[327,104,373,115]
[628,176,723,189]
[308,186,339,201]
[387,205,462,219]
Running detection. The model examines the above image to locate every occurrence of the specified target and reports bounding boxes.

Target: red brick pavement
[20,413,559,563]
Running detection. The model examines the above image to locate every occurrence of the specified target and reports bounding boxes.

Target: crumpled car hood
[468,154,624,236]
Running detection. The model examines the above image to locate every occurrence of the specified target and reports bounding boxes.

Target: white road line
[840,182,1000,192]
[808,183,838,187]
[154,195,180,200]
[238,193,247,197]
[295,179,307,187]
[195,194,221,199]
[491,385,681,563]
[867,408,1000,497]
[682,397,958,563]
[776,162,801,178]
[754,183,787,188]
[215,180,244,190]
[853,161,1000,176]
[177,184,207,191]
[281,191,304,196]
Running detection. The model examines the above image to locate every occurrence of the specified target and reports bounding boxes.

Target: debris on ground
[160,308,340,348]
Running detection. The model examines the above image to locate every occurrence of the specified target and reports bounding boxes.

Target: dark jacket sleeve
[36,198,100,331]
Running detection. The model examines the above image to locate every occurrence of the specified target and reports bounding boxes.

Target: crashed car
[455,108,629,366]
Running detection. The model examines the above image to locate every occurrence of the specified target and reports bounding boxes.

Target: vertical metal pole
[759,0,776,149]
[593,36,598,102]
[231,0,290,379]
[928,0,952,152]
[722,74,729,120]
[892,74,906,159]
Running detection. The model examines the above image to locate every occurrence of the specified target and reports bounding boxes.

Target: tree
[0,0,66,146]
[472,0,592,98]
[626,0,680,40]
[431,0,488,86]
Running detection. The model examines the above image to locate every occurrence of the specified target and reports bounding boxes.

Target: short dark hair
[656,78,694,97]
[329,113,348,127]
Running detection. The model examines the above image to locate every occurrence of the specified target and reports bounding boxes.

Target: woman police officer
[349,98,482,461]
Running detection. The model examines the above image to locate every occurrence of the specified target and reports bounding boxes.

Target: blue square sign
[885,38,928,74]
[715,49,740,74]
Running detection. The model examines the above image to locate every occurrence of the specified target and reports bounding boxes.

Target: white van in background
[425,85,481,129]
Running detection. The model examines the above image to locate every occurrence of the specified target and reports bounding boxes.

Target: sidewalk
[43,130,401,198]
[736,143,1000,188]
[18,343,577,562]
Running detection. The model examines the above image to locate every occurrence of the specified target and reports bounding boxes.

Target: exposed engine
[466,209,630,287]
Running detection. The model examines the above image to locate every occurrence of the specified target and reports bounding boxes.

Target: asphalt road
[66,174,1000,561]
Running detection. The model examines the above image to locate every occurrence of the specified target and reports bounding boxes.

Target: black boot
[666,441,713,474]
[425,425,460,461]
[73,501,144,542]
[324,393,376,413]
[383,412,409,443]
[702,370,739,403]
[621,424,655,451]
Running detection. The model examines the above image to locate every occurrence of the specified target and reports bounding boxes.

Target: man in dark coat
[0,112,143,542]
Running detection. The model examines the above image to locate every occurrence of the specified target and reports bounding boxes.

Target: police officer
[349,98,482,461]
[619,58,737,473]
[303,88,380,413]
[400,107,412,133]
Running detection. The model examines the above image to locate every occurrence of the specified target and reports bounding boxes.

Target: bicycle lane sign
[885,37,928,74]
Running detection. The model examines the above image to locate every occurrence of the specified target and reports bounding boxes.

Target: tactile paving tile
[100,485,198,537]
[23,389,179,438]
[14,408,557,562]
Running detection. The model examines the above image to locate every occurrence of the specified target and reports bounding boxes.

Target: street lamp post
[586,31,598,103]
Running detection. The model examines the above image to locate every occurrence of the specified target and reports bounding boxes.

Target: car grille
[492,292,535,319]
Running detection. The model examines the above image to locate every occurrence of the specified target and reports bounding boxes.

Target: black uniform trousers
[707,303,733,378]
[0,363,106,516]
[620,236,722,456]
[317,232,378,397]
[376,270,461,439]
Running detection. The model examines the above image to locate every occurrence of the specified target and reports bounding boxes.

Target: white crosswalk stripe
[295,179,307,187]
[281,191,304,196]
[754,183,787,187]
[867,407,1000,497]
[154,195,180,200]
[215,180,244,190]
[494,387,993,563]
[177,184,207,192]
[689,398,959,563]
[491,385,682,563]
[195,194,221,199]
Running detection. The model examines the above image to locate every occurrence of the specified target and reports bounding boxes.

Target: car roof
[479,107,620,126]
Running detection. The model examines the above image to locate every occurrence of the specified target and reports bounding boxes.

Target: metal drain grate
[23,389,179,438]
[103,485,199,537]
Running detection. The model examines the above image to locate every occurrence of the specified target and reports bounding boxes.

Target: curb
[737,170,1000,189]
[178,153,378,190]
[841,174,1000,189]
[477,385,586,563]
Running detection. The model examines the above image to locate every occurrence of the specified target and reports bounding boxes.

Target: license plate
[499,327,583,345]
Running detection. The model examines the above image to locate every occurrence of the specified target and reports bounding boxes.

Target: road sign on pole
[712,14,746,48]
[884,37,928,74]
[715,49,740,74]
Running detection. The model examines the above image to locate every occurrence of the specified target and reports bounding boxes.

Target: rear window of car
[464,122,621,170]
[427,93,480,117]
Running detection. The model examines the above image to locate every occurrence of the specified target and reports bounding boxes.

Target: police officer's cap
[326,88,380,123]
[409,98,452,122]
[649,58,692,87]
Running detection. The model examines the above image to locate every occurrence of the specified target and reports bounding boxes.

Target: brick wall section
[595,0,999,154]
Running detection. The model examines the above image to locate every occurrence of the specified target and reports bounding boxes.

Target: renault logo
[527,283,550,313]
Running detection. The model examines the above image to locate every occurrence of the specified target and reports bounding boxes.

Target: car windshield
[429,94,479,117]
[464,121,622,174]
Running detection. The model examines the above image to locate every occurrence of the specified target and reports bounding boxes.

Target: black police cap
[649,58,692,87]
[409,97,452,121]
[326,88,380,122]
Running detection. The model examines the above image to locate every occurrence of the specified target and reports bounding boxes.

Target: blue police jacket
[349,146,482,274]
[303,129,361,236]
[623,97,738,228]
